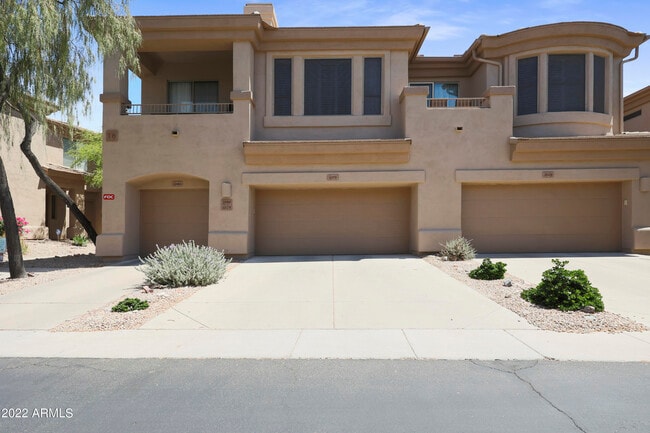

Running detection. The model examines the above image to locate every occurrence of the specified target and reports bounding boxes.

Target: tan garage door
[256,187,410,255]
[462,183,621,253]
[140,189,209,256]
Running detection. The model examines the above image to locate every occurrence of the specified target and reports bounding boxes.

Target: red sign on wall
[102,194,116,201]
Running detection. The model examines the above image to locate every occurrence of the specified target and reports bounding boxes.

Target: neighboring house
[0,111,102,240]
[624,85,650,132]
[97,4,650,258]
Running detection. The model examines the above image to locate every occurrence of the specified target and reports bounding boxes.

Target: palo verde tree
[0,0,141,278]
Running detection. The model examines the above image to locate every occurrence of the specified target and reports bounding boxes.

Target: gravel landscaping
[425,255,648,334]
[0,239,102,297]
[51,285,204,332]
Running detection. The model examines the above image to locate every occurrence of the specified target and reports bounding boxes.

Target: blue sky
[72,0,650,131]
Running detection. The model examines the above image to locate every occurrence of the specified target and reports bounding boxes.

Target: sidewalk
[1,328,649,361]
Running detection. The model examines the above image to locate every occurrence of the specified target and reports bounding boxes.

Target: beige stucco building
[0,112,102,240]
[97,4,650,258]
[624,85,650,132]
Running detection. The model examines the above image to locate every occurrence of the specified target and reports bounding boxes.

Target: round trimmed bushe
[137,241,230,288]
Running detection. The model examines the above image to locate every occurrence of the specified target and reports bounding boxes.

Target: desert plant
[521,259,604,312]
[138,241,230,288]
[469,258,507,280]
[111,298,149,313]
[439,236,476,261]
[72,234,88,247]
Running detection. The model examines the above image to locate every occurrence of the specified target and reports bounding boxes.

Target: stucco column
[233,41,254,92]
[96,54,131,258]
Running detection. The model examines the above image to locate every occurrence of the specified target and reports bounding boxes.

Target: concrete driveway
[487,253,650,327]
[142,255,533,330]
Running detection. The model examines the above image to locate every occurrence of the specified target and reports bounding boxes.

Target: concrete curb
[1,329,649,361]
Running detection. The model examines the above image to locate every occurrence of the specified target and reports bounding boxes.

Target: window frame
[265,52,392,127]
[167,80,219,113]
[303,58,352,116]
[514,50,610,116]
[408,81,460,107]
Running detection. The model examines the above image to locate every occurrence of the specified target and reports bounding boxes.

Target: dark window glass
[548,54,585,112]
[593,55,605,113]
[304,59,351,115]
[274,58,292,116]
[364,57,382,115]
[193,81,219,113]
[168,81,218,113]
[517,56,538,115]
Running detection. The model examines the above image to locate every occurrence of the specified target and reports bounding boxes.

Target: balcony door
[168,81,219,113]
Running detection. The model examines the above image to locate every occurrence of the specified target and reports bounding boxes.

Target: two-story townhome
[624,85,650,132]
[97,3,650,258]
[0,112,102,240]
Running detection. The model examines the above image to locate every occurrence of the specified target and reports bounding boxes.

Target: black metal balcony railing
[426,98,489,108]
[121,103,234,115]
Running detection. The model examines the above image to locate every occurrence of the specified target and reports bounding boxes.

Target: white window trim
[264,51,392,128]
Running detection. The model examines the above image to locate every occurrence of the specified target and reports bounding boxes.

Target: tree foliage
[70,130,103,189]
[0,0,141,126]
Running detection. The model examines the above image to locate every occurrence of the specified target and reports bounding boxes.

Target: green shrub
[469,258,507,280]
[72,234,88,246]
[112,298,149,313]
[138,240,230,288]
[521,259,604,312]
[439,236,476,261]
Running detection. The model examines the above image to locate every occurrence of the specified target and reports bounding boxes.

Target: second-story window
[364,58,382,115]
[517,56,538,115]
[409,82,459,107]
[274,59,292,116]
[516,53,606,115]
[593,55,605,114]
[304,59,352,115]
[548,54,585,112]
[168,81,219,113]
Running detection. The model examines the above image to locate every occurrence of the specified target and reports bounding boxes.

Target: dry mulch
[0,239,102,297]
[425,256,648,333]
[51,262,240,332]
[51,285,204,332]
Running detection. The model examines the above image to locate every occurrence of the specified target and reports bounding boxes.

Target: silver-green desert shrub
[439,236,476,261]
[138,241,230,288]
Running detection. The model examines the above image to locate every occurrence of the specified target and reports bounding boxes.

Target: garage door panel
[462,183,621,253]
[140,189,209,256]
[256,188,410,255]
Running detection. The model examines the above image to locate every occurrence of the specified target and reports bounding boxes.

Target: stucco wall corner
[640,177,650,192]
[482,86,515,97]
[96,233,126,257]
[632,227,650,252]
[417,228,463,253]
[399,85,429,104]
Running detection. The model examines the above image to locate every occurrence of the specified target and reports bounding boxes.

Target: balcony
[121,103,234,115]
[426,97,489,108]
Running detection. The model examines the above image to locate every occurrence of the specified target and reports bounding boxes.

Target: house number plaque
[105,130,118,142]
[221,198,233,211]
[326,173,339,181]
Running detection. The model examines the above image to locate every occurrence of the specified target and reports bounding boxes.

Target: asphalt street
[0,359,648,433]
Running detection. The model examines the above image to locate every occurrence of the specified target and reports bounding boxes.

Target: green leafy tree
[70,130,103,189]
[0,0,141,278]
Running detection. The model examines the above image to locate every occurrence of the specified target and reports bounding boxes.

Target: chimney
[244,3,279,27]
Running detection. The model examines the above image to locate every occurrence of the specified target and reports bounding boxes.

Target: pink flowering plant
[0,216,30,237]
